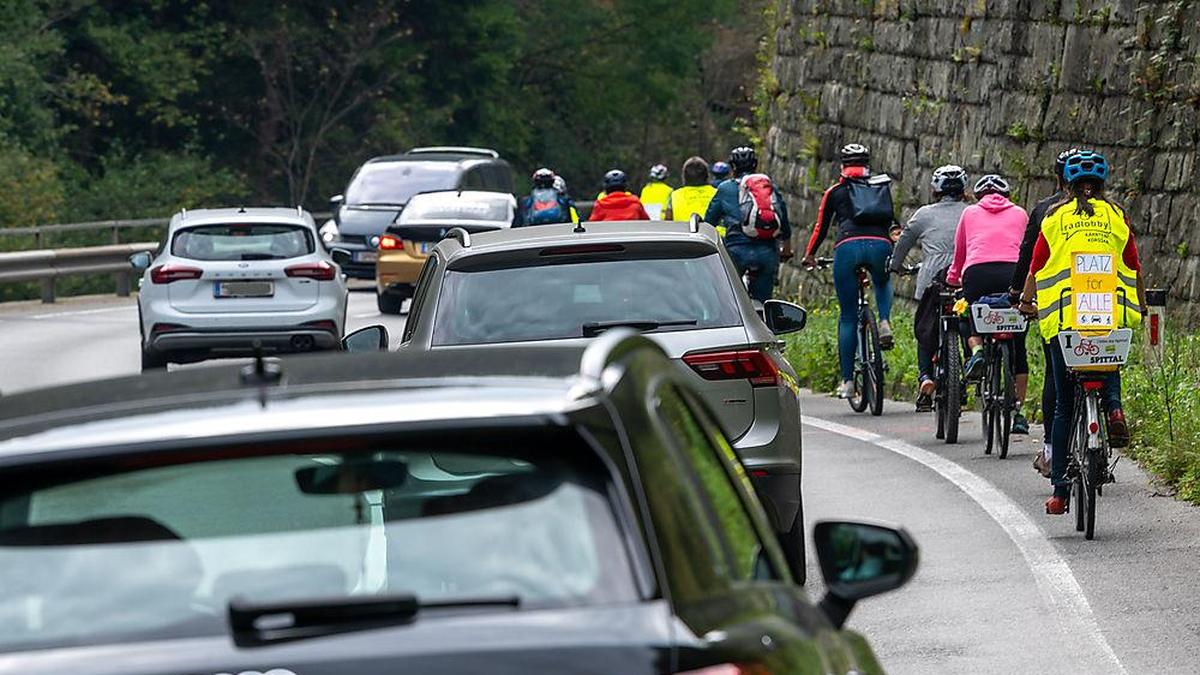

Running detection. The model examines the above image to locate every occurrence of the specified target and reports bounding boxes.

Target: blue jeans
[727,242,780,302]
[1047,336,1122,497]
[834,238,893,382]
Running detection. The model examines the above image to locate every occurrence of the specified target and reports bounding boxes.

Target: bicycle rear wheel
[998,341,1014,459]
[864,310,885,416]
[1084,450,1098,540]
[943,328,963,444]
[849,345,869,413]
[983,345,996,455]
[1072,402,1086,532]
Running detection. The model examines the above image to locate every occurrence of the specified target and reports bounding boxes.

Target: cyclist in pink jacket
[947,174,1032,434]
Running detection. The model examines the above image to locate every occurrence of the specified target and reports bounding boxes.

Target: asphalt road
[0,286,409,394]
[2,293,1199,673]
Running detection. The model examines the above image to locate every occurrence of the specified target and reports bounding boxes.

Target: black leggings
[962,262,1029,375]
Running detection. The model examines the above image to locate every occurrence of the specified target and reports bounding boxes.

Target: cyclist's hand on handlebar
[1017,299,1038,319]
[779,241,794,262]
[801,254,816,269]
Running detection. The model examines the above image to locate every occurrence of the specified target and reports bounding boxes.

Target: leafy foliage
[0,0,762,233]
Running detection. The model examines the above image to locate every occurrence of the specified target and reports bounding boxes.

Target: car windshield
[171,223,314,261]
[0,433,636,652]
[345,162,460,205]
[399,195,510,224]
[432,253,741,346]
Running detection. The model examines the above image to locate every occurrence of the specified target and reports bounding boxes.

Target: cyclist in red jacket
[589,170,650,222]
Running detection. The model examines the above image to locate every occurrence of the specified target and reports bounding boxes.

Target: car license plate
[215,281,274,298]
[354,251,378,263]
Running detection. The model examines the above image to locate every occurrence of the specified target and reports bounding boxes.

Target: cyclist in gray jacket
[890,165,970,411]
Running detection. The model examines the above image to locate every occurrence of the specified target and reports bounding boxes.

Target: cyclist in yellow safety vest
[1016,150,1145,516]
[639,164,673,220]
[664,157,719,233]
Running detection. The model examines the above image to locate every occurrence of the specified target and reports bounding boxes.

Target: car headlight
[319,221,339,244]
[369,235,381,248]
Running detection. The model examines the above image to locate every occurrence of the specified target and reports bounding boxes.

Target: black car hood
[337,206,402,236]
[2,602,675,675]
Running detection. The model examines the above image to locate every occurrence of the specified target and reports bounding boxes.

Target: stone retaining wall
[763,0,1199,317]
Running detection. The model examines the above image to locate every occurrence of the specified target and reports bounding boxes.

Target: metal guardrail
[0,242,158,303]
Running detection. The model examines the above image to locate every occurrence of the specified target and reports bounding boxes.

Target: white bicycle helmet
[931,165,968,193]
[973,174,1011,197]
[552,174,568,195]
[649,164,669,181]
[840,143,870,165]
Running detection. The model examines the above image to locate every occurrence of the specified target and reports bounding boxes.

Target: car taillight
[303,320,338,333]
[379,233,404,250]
[285,261,336,281]
[678,664,771,675]
[149,265,203,284]
[682,349,780,387]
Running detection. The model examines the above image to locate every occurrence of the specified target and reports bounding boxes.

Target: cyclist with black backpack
[703,146,793,302]
[802,143,899,399]
[516,168,574,227]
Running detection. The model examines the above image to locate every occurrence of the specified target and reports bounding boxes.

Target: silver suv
[350,219,810,573]
[132,207,348,370]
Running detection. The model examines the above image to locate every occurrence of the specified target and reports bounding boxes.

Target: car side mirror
[329,247,352,267]
[763,300,807,335]
[330,194,344,207]
[129,252,152,271]
[342,325,389,353]
[813,520,919,629]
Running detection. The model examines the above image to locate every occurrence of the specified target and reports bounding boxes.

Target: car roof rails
[179,208,187,220]
[445,227,471,248]
[689,214,701,233]
[407,146,500,159]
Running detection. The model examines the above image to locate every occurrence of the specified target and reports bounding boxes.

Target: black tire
[983,360,995,455]
[376,290,405,315]
[779,490,806,586]
[864,309,885,416]
[1075,472,1086,532]
[1074,411,1086,532]
[1084,454,1098,540]
[849,314,870,413]
[999,341,1014,459]
[944,329,963,444]
[141,349,168,371]
[935,385,947,440]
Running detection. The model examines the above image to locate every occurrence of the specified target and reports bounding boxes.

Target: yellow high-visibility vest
[639,181,672,220]
[1035,198,1141,338]
[667,185,717,222]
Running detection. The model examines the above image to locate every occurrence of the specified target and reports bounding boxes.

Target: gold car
[375,191,515,314]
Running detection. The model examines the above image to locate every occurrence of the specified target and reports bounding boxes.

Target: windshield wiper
[350,201,405,208]
[240,253,281,260]
[229,593,520,647]
[581,319,698,337]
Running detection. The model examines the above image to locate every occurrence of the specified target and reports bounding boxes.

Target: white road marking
[804,415,1127,675]
[28,305,135,320]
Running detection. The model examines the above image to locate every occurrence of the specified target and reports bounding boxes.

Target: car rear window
[171,223,314,261]
[400,195,510,224]
[0,431,637,652]
[432,254,741,346]
[346,162,459,206]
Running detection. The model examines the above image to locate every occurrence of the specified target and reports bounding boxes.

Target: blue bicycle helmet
[1062,151,1109,183]
[711,161,732,179]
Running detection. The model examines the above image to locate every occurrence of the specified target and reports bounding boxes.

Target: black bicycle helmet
[728,146,758,174]
[840,143,870,166]
[931,165,967,194]
[1054,147,1081,181]
[531,167,556,188]
[973,174,1011,197]
[603,169,628,191]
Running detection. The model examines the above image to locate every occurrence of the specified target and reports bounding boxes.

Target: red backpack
[737,174,780,239]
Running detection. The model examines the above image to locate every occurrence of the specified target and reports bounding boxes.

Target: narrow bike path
[800,391,1200,673]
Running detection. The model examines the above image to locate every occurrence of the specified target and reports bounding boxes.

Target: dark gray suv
[324,147,515,278]
[356,219,811,579]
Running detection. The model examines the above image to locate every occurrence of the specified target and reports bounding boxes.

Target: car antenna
[240,341,283,400]
[238,205,247,214]
[573,222,586,233]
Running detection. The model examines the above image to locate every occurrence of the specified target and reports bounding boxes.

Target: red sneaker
[1108,409,1130,448]
[1045,495,1069,515]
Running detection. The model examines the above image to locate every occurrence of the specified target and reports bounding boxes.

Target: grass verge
[783,301,1200,505]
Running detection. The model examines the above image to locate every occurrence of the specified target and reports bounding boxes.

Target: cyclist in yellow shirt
[639,164,673,220]
[664,157,719,231]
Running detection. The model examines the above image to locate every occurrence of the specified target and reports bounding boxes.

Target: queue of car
[0,145,922,672]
